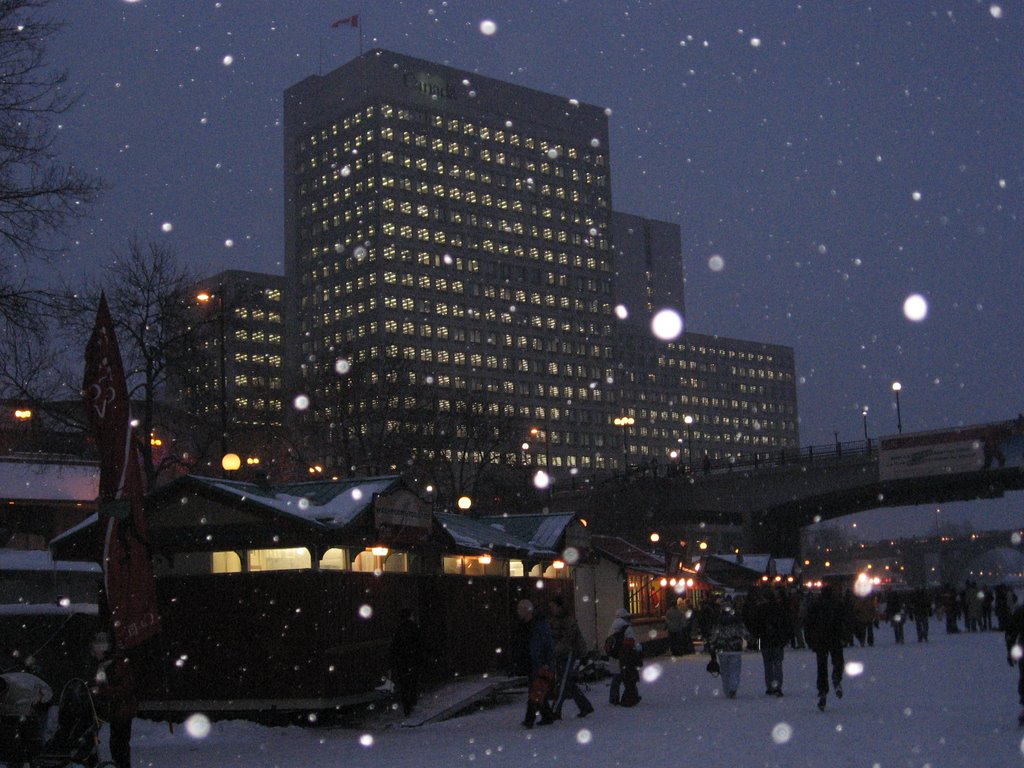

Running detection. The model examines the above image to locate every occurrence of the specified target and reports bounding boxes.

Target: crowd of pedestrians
[390,579,1023,731]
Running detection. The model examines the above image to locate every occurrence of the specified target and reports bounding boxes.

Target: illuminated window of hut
[443,555,464,575]
[353,549,410,573]
[541,561,570,579]
[508,560,526,578]
[320,548,351,570]
[211,551,241,574]
[247,547,311,572]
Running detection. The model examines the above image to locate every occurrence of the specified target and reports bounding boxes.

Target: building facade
[275,48,797,484]
[187,270,288,432]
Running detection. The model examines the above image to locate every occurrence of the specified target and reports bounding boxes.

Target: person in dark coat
[748,587,793,696]
[664,598,694,656]
[517,599,556,728]
[547,595,593,719]
[1004,599,1024,726]
[909,588,931,643]
[390,608,424,716]
[805,585,851,711]
[90,632,136,768]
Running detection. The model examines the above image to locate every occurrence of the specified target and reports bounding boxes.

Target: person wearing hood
[607,608,643,707]
[707,596,750,699]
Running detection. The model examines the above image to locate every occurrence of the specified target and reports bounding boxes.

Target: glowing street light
[683,414,695,471]
[197,286,229,473]
[613,415,634,470]
[891,381,903,434]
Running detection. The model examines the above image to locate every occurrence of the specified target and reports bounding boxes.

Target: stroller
[0,673,114,768]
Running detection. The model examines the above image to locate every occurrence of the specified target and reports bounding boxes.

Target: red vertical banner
[82,294,161,648]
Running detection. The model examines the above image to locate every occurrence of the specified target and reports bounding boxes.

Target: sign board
[879,420,1024,481]
[374,490,432,531]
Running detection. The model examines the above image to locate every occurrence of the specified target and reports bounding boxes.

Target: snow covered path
[128,626,1023,767]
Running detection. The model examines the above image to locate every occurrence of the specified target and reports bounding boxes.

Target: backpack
[604,629,625,659]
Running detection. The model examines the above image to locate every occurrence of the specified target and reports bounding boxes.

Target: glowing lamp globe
[221,453,241,472]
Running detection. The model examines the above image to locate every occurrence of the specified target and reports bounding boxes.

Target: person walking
[789,588,808,650]
[90,631,137,768]
[547,595,593,719]
[852,593,877,647]
[389,607,424,717]
[939,584,960,633]
[752,588,793,697]
[885,591,906,645]
[607,608,643,707]
[664,597,694,657]
[707,596,749,699]
[805,585,851,712]
[909,588,931,643]
[1004,597,1024,726]
[516,599,557,728]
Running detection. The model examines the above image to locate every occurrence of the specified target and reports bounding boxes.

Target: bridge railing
[698,438,876,476]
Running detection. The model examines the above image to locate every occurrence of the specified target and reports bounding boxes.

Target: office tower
[283,49,797,484]
[187,270,287,435]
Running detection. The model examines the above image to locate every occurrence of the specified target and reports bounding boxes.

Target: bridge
[578,418,1024,556]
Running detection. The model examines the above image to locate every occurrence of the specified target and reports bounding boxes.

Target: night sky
[48,1,1024,537]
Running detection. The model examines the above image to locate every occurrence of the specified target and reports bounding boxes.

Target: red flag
[331,14,359,28]
[83,294,161,649]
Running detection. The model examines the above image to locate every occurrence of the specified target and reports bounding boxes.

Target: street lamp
[529,426,553,498]
[862,406,870,452]
[197,287,229,472]
[683,415,694,471]
[613,415,634,471]
[892,381,903,434]
[529,426,551,470]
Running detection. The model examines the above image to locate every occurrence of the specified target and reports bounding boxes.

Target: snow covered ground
[122,623,1022,768]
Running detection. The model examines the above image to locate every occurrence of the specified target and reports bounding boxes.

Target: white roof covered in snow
[435,512,555,556]
[0,459,98,503]
[189,474,402,530]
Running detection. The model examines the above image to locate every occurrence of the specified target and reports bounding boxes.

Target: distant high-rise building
[280,48,798,479]
[186,270,287,434]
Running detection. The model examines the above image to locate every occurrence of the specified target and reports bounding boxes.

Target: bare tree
[0,0,99,258]
[301,351,527,508]
[61,240,201,489]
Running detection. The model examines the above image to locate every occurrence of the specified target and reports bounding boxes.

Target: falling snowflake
[184,713,211,739]
[903,293,928,322]
[651,309,684,340]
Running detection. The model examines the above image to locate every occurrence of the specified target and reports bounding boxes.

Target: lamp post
[613,415,635,471]
[862,406,870,452]
[683,414,694,472]
[529,426,550,471]
[197,287,228,472]
[529,426,553,497]
[892,381,903,434]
